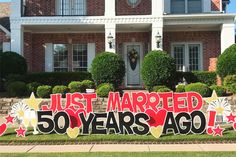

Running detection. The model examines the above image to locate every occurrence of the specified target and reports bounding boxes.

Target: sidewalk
[0,144,236,153]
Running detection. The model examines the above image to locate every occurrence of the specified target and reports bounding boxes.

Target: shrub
[185,82,211,97]
[91,52,125,89]
[217,44,236,78]
[0,52,27,78]
[230,83,236,94]
[152,86,172,93]
[176,84,186,93]
[174,71,217,86]
[82,80,95,89]
[26,82,41,95]
[209,85,226,97]
[6,81,27,97]
[36,85,52,98]
[223,75,236,90]
[68,81,83,93]
[52,85,68,96]
[141,51,175,90]
[96,83,115,97]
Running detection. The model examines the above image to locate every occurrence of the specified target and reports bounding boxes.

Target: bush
[185,82,211,97]
[96,83,115,97]
[0,52,27,78]
[52,85,68,96]
[152,85,172,93]
[26,82,41,95]
[68,81,83,93]
[217,44,236,78]
[91,52,125,89]
[223,75,236,90]
[82,80,95,89]
[176,84,186,93]
[36,85,52,98]
[209,85,226,97]
[141,51,175,90]
[230,83,236,94]
[6,81,27,97]
[174,71,217,86]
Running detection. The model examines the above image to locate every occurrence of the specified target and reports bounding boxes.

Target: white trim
[171,42,203,72]
[0,25,10,36]
[87,43,96,72]
[45,43,54,72]
[123,42,144,88]
[2,42,11,52]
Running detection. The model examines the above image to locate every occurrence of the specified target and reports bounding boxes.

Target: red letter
[71,93,85,110]
[187,92,203,112]
[159,92,173,112]
[146,93,160,112]
[41,94,58,112]
[107,92,121,112]
[173,93,188,113]
[121,93,134,112]
[132,92,147,113]
[83,94,97,113]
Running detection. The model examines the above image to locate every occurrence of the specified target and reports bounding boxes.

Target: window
[171,0,202,14]
[172,43,202,72]
[59,0,86,15]
[73,44,88,72]
[53,44,69,72]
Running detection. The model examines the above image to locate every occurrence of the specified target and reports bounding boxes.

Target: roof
[0,2,11,17]
[0,17,10,32]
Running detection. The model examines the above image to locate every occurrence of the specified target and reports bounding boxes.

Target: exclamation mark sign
[207,110,216,135]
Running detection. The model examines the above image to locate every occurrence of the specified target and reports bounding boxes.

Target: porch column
[11,0,21,18]
[221,23,235,53]
[105,0,115,17]
[10,24,23,55]
[152,22,163,51]
[152,0,164,16]
[105,23,116,53]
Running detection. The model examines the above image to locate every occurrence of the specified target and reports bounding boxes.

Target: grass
[1,127,236,144]
[1,152,236,157]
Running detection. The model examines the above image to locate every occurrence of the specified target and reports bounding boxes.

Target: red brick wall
[211,0,221,11]
[163,31,221,71]
[116,0,151,15]
[0,30,9,43]
[24,0,104,16]
[24,33,105,72]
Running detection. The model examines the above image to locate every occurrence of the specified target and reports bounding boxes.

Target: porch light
[155,32,162,49]
[107,33,114,49]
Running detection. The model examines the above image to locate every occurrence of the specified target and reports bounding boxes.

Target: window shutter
[45,43,54,72]
[87,43,96,72]
[3,42,11,52]
[164,0,171,14]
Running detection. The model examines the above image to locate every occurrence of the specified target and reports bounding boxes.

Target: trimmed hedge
[37,85,52,98]
[141,51,176,90]
[185,82,211,97]
[52,85,68,96]
[152,86,172,92]
[176,84,186,93]
[68,81,84,93]
[223,75,236,90]
[6,81,27,97]
[210,85,226,97]
[82,80,96,89]
[96,83,115,97]
[91,52,125,89]
[26,82,41,95]
[174,71,217,86]
[231,83,236,94]
[5,72,92,87]
[217,44,236,78]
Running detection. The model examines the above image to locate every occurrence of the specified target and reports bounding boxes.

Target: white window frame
[53,44,69,72]
[171,42,203,72]
[56,0,87,15]
[171,0,203,14]
[72,44,88,72]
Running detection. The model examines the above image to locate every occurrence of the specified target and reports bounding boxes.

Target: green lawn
[1,127,236,144]
[1,152,236,157]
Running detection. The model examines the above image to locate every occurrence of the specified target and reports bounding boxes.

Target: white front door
[124,43,143,87]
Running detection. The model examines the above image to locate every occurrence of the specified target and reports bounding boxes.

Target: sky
[0,0,235,13]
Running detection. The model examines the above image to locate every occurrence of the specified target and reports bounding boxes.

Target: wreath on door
[128,48,139,71]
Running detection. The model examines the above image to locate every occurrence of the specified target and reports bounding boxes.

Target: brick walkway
[0,144,236,153]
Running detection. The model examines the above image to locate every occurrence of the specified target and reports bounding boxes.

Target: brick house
[7,0,236,88]
[0,2,11,52]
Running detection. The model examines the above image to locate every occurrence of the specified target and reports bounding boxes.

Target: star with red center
[213,125,224,137]
[226,113,236,123]
[15,126,26,137]
[5,115,14,124]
